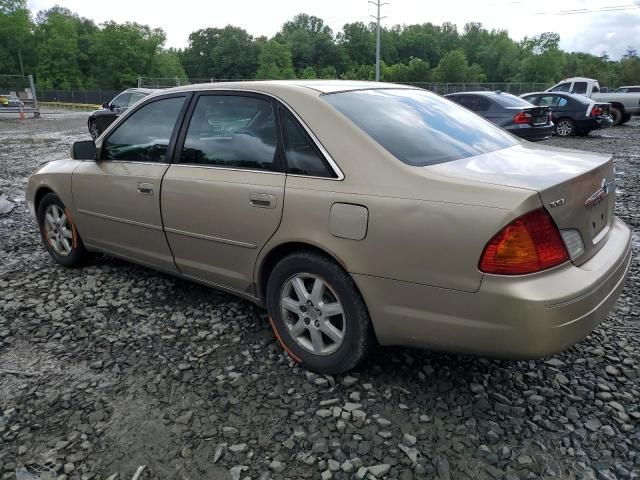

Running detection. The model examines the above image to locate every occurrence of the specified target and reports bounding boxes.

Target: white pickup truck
[546,77,640,125]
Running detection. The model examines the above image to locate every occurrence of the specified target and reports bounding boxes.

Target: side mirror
[71,140,96,160]
[102,102,109,108]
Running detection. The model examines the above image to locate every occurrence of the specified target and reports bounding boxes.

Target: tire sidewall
[37,193,87,268]
[266,253,372,374]
[611,107,622,126]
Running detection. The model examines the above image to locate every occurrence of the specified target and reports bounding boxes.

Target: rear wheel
[621,113,632,125]
[266,252,375,374]
[37,193,88,267]
[611,107,623,126]
[555,118,575,137]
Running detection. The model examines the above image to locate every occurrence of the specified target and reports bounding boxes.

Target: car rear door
[72,93,190,272]
[160,92,285,294]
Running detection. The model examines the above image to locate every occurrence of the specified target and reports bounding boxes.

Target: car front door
[161,92,285,293]
[72,94,190,272]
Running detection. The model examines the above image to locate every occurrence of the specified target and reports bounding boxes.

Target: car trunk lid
[507,106,552,126]
[428,142,615,265]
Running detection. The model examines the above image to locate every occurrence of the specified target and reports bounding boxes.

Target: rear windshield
[492,93,533,108]
[323,88,519,167]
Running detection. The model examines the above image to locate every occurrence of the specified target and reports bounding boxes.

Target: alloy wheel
[556,120,573,137]
[43,204,74,256]
[280,273,346,355]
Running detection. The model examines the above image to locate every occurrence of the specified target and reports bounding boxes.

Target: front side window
[550,83,571,93]
[573,82,588,94]
[521,95,538,105]
[281,111,335,178]
[102,96,186,162]
[629,87,640,93]
[324,89,519,167]
[180,95,277,171]
[110,92,131,109]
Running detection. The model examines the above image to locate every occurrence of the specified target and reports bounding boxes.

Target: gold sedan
[27,81,632,373]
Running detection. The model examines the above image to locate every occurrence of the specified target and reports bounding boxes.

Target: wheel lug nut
[314,320,320,328]
[304,318,310,325]
[316,309,322,316]
[300,306,307,313]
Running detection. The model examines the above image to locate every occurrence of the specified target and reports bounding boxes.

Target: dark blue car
[445,91,554,142]
[520,92,613,137]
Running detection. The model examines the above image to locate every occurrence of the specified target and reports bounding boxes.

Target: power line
[368,0,388,82]
[533,4,639,15]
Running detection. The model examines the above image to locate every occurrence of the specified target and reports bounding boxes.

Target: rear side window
[630,87,640,93]
[592,85,600,93]
[551,83,571,93]
[324,89,519,167]
[180,95,277,171]
[128,92,146,107]
[492,94,533,108]
[102,96,186,162]
[281,110,335,178]
[573,82,588,94]
[521,95,538,104]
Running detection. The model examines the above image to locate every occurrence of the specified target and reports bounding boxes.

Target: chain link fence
[31,80,555,108]
[37,89,120,106]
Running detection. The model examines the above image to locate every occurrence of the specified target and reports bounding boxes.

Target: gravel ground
[0,110,639,480]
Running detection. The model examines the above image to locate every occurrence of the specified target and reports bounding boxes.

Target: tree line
[1,0,639,91]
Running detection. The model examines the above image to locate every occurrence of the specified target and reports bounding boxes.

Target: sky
[26,0,640,59]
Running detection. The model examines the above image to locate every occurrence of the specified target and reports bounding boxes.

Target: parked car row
[33,80,631,373]
[88,88,156,139]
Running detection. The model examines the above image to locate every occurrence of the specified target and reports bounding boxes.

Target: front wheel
[266,252,376,374]
[37,193,89,267]
[621,113,632,125]
[555,119,575,137]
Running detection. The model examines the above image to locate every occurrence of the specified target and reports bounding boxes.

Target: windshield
[323,88,519,167]
[492,93,534,108]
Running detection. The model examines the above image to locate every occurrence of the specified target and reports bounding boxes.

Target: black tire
[89,119,101,140]
[266,251,376,374]
[37,193,89,268]
[611,107,623,126]
[555,118,575,137]
[577,130,591,137]
[621,113,632,124]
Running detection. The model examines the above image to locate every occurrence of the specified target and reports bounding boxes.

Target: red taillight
[514,112,532,124]
[479,208,569,275]
[591,106,603,117]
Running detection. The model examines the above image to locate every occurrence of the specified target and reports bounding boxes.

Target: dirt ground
[0,110,638,480]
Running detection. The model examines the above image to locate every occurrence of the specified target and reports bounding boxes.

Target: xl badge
[584,179,610,208]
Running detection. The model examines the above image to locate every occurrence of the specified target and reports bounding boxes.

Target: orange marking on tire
[269,316,302,364]
[64,208,78,248]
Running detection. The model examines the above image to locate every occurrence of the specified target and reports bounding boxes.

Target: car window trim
[97,92,193,163]
[171,89,345,181]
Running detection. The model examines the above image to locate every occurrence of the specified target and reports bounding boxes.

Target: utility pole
[369,0,388,82]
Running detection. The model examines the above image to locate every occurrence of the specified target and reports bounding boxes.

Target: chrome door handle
[249,193,276,209]
[137,182,154,195]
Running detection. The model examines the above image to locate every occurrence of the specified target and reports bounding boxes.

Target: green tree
[0,0,35,75]
[255,39,295,79]
[619,56,640,85]
[432,49,468,82]
[89,21,166,89]
[301,66,317,79]
[181,26,259,80]
[517,32,565,83]
[276,14,339,72]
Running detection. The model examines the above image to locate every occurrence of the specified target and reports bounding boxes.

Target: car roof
[557,77,596,83]
[521,91,594,104]
[618,85,640,89]
[159,80,414,96]
[124,87,157,95]
[445,91,512,97]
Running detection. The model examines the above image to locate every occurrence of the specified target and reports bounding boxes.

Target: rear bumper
[508,124,554,142]
[354,217,632,359]
[576,116,613,132]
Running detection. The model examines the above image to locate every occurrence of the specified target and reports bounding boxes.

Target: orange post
[19,104,25,121]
